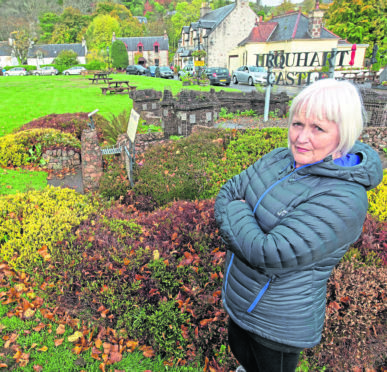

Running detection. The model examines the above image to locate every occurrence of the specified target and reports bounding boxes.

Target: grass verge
[0,168,47,195]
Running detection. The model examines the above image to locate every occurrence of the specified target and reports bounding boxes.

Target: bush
[47,199,232,368]
[367,170,387,221]
[301,260,386,371]
[100,110,130,145]
[0,186,96,271]
[133,129,228,206]
[352,214,387,266]
[111,40,129,70]
[201,128,288,199]
[0,128,80,167]
[53,50,79,72]
[17,113,107,141]
[98,162,131,201]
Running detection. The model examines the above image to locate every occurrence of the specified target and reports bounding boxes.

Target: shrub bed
[17,113,107,141]
[0,186,97,271]
[0,128,80,167]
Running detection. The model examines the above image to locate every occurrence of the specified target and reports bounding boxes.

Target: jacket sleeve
[215,182,368,271]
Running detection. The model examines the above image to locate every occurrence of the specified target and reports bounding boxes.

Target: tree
[111,39,128,69]
[324,0,387,67]
[39,12,60,42]
[10,29,32,65]
[54,49,79,69]
[85,14,121,50]
[272,0,296,16]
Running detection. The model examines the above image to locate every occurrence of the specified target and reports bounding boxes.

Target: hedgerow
[0,186,97,271]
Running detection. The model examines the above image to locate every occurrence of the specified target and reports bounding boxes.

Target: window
[137,42,144,52]
[154,43,159,53]
[155,59,159,66]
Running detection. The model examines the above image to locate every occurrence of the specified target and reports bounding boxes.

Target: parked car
[31,66,58,76]
[126,65,147,75]
[178,64,195,79]
[232,65,267,86]
[205,67,231,86]
[62,66,87,75]
[156,66,174,79]
[145,66,157,77]
[4,67,27,76]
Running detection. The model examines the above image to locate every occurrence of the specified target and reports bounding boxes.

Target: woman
[214,78,383,372]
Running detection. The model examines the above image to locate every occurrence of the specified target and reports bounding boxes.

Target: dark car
[156,66,174,79]
[205,67,231,86]
[145,66,157,77]
[126,65,147,75]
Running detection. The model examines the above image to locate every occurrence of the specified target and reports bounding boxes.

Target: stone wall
[129,89,162,125]
[360,127,387,153]
[81,129,103,193]
[42,148,81,170]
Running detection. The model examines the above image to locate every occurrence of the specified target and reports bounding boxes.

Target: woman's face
[289,110,340,168]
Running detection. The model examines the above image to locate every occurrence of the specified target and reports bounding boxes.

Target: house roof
[118,36,169,51]
[200,3,235,34]
[239,22,278,45]
[27,43,87,58]
[267,11,339,41]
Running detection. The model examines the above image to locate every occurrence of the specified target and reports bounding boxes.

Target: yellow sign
[194,60,205,66]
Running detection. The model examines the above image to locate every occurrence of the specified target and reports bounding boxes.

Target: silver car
[4,67,27,76]
[232,66,267,86]
[31,66,58,76]
[62,66,87,75]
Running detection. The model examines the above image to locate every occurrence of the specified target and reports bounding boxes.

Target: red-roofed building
[228,6,368,74]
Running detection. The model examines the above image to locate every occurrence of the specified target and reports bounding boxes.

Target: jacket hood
[287,141,383,191]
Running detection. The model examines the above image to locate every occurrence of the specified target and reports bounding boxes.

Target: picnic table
[101,81,137,95]
[89,72,113,84]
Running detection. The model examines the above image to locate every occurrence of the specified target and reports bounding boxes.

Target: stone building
[228,2,368,74]
[116,32,169,67]
[174,0,257,68]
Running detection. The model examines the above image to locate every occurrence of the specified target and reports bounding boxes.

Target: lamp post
[106,46,110,71]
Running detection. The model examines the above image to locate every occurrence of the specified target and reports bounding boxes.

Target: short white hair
[288,78,365,155]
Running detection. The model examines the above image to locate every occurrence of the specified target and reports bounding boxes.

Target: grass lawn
[0,168,47,195]
[0,74,225,137]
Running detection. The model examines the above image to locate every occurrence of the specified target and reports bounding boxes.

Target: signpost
[125,109,140,186]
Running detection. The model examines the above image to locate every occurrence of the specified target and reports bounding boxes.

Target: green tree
[39,12,60,42]
[324,0,387,67]
[53,49,79,69]
[111,39,128,69]
[85,14,121,50]
[272,0,296,16]
[169,0,202,50]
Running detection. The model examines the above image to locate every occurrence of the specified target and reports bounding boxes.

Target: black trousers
[228,319,301,372]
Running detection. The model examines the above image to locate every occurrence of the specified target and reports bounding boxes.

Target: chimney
[308,1,324,38]
[164,30,168,40]
[112,32,116,42]
[200,2,211,18]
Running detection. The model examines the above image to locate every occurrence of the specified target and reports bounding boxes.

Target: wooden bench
[89,77,113,84]
[101,86,136,95]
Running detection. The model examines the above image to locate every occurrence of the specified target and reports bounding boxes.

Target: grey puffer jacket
[214,141,383,349]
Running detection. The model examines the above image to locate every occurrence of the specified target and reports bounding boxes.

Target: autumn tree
[10,29,32,65]
[324,0,387,67]
[85,14,121,50]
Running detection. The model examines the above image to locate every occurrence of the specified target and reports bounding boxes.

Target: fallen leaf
[37,346,48,352]
[54,338,64,347]
[109,351,122,363]
[33,323,45,332]
[24,308,35,319]
[56,324,66,335]
[95,338,102,348]
[126,340,138,352]
[68,331,83,343]
[72,346,83,355]
[0,363,8,368]
[33,365,43,371]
